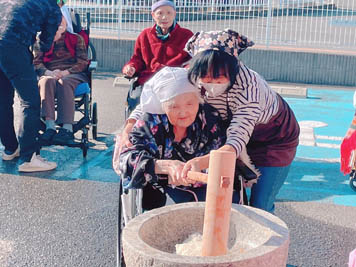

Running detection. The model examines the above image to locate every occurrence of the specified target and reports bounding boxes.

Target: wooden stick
[187,171,208,183]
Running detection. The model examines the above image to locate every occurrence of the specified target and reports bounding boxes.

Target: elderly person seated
[117,67,235,210]
[121,0,193,113]
[33,16,89,145]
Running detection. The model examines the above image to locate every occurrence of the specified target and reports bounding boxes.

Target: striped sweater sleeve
[225,69,263,154]
[206,63,279,157]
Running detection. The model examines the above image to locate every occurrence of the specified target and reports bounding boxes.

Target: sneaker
[18,153,57,172]
[52,128,74,145]
[2,146,20,161]
[39,129,57,146]
[35,155,57,169]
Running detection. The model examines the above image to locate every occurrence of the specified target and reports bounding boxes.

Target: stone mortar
[123,202,289,267]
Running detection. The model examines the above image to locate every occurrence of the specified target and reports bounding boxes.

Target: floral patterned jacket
[119,104,225,189]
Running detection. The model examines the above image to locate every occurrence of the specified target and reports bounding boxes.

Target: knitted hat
[140,67,198,114]
[151,0,175,12]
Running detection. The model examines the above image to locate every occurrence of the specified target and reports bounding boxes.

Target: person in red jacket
[122,0,193,113]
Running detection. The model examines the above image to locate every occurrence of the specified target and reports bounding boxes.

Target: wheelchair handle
[187,171,208,183]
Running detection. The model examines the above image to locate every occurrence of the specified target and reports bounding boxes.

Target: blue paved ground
[278,88,356,207]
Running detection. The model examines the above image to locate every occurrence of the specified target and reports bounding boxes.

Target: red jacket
[123,24,193,85]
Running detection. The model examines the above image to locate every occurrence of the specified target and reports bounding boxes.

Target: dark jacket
[0,0,62,52]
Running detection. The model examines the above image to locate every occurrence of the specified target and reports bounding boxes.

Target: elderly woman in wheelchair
[121,0,193,116]
[117,67,247,210]
[33,16,89,145]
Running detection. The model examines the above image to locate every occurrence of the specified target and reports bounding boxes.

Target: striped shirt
[130,62,279,157]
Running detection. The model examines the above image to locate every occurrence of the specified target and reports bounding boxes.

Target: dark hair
[187,50,239,89]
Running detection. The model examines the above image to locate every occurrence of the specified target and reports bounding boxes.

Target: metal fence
[67,0,356,51]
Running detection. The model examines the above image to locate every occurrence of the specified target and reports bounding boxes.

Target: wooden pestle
[187,150,236,256]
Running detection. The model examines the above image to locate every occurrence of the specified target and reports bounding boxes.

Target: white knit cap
[140,67,198,114]
[151,0,175,12]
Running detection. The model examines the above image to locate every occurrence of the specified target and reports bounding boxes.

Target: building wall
[90,37,356,86]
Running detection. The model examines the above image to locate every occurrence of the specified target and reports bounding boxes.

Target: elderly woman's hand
[166,160,192,187]
[123,65,136,78]
[120,119,135,149]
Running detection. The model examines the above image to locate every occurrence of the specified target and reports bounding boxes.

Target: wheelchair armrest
[235,159,258,181]
[88,61,97,72]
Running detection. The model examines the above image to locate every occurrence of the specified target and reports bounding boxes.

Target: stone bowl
[122,202,289,267]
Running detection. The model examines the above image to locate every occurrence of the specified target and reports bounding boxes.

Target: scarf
[155,21,176,41]
[43,32,78,63]
[43,30,89,63]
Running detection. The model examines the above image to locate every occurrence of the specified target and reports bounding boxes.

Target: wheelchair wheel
[118,181,126,267]
[92,102,98,140]
[350,171,356,192]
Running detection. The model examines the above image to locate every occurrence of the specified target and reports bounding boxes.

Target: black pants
[0,43,40,162]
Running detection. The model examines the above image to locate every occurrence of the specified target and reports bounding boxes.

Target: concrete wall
[91,37,356,87]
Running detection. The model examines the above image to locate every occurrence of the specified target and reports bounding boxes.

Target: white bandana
[140,67,198,114]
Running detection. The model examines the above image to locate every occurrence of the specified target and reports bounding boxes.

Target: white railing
[67,0,356,51]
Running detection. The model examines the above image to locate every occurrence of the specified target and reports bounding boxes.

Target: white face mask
[200,82,229,97]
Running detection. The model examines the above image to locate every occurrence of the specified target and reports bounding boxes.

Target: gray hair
[161,92,203,113]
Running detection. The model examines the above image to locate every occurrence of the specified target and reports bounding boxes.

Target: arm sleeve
[225,102,262,156]
[32,40,48,77]
[38,7,62,52]
[119,116,160,189]
[122,33,145,73]
[67,35,89,74]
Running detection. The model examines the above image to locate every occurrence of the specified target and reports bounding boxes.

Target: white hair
[161,92,202,113]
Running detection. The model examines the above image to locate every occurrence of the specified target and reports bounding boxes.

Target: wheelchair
[39,12,98,157]
[112,75,142,120]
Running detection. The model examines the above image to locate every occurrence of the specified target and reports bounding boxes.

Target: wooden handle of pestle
[187,171,208,183]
